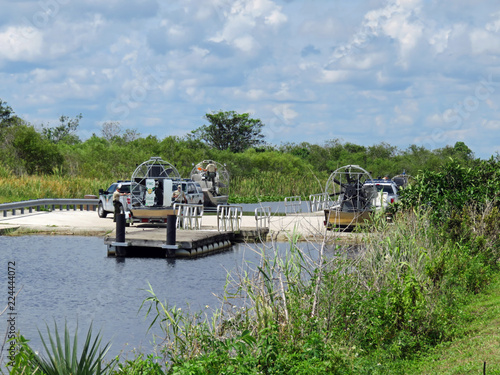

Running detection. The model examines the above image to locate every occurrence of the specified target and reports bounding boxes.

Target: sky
[1,0,499,158]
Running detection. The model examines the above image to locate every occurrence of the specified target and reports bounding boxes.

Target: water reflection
[0,236,298,360]
[0,235,350,365]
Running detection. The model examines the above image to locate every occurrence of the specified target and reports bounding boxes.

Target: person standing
[113,184,127,222]
[172,185,186,204]
[206,161,217,192]
[154,180,163,206]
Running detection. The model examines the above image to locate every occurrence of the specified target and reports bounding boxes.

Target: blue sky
[1,0,499,158]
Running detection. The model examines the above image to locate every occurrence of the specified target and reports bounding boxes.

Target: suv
[363,179,399,209]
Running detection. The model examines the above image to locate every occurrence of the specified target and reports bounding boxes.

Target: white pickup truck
[97,181,133,219]
[363,179,399,209]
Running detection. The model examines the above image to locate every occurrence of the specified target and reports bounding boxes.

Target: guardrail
[217,205,242,232]
[308,193,331,212]
[284,196,302,214]
[173,203,204,230]
[0,198,99,217]
[255,206,271,230]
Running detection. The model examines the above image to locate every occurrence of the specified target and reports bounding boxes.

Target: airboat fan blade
[328,192,343,197]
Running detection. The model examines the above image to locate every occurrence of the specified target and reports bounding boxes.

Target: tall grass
[0,174,115,203]
[137,206,499,373]
[230,171,328,203]
[0,170,329,204]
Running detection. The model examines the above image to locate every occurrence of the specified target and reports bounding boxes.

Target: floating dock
[104,223,269,258]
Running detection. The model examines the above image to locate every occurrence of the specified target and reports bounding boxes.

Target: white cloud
[482,119,500,130]
[209,0,286,51]
[0,26,43,61]
[429,28,451,54]
[1,0,499,159]
[485,12,500,33]
[470,29,500,54]
[272,103,298,124]
[320,69,350,83]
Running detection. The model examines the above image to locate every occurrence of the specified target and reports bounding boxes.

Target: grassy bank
[0,174,110,203]
[4,209,500,374]
[406,274,500,373]
[0,172,329,204]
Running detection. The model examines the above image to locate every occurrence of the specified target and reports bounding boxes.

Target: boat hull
[324,208,372,230]
[131,207,175,222]
[203,190,228,208]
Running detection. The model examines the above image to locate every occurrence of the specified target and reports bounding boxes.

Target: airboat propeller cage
[130,157,181,208]
[132,157,180,180]
[325,164,377,212]
[189,160,230,207]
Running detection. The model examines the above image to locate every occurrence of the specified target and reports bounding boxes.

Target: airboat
[129,157,182,222]
[324,165,378,230]
[189,160,229,207]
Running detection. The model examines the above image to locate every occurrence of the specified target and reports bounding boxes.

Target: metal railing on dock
[173,203,204,230]
[284,196,302,214]
[0,198,98,217]
[255,206,271,230]
[308,193,331,212]
[217,205,242,231]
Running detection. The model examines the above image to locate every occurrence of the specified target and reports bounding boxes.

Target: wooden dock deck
[104,224,269,258]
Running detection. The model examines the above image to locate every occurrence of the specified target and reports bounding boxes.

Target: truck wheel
[98,202,107,218]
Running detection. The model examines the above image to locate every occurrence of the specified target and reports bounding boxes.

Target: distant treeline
[0,103,494,201]
[0,125,482,180]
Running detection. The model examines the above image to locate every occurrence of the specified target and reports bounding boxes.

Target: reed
[229,171,328,202]
[0,174,112,203]
[136,205,500,373]
[0,169,329,204]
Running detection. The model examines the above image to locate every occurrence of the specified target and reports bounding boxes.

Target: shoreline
[0,210,363,243]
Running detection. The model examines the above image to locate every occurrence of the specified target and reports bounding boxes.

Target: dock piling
[165,214,177,257]
[113,213,128,256]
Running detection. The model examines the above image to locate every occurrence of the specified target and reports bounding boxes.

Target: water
[0,235,323,364]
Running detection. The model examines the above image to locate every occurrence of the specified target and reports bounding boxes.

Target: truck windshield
[119,185,131,193]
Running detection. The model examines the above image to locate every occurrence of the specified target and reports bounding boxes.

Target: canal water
[0,235,325,365]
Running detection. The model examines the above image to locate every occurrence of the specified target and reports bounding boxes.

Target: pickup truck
[362,179,399,209]
[97,181,133,220]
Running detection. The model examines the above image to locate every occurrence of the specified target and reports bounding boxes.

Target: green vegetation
[127,197,499,374]
[190,110,265,153]
[0,98,482,204]
[2,98,500,373]
[8,322,115,375]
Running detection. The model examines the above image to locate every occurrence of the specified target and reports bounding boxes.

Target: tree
[12,124,64,174]
[42,114,82,144]
[0,99,23,133]
[101,121,122,141]
[191,111,265,153]
[101,121,140,143]
[0,99,14,128]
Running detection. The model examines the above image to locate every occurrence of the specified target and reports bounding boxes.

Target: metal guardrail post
[255,206,271,230]
[0,198,99,218]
